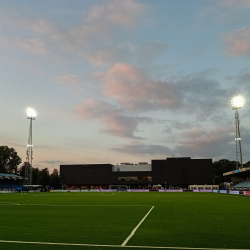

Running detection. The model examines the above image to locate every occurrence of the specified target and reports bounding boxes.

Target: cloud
[56,75,78,85]
[85,0,147,28]
[86,42,136,66]
[76,98,152,139]
[221,0,250,8]
[0,1,148,65]
[0,37,48,55]
[184,47,209,61]
[56,75,85,94]
[51,0,147,64]
[226,68,250,95]
[5,57,44,74]
[165,120,199,131]
[222,27,250,56]
[176,127,235,158]
[39,160,66,165]
[93,63,181,111]
[112,143,173,156]
[92,63,235,119]
[138,40,169,63]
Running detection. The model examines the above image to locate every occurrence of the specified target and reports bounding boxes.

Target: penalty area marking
[0,240,249,250]
[121,206,155,246]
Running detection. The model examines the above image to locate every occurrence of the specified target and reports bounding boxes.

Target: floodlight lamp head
[231,96,244,109]
[27,108,37,118]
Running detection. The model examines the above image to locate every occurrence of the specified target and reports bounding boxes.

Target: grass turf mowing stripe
[0,240,249,250]
[121,206,155,246]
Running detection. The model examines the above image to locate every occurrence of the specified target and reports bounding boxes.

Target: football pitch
[0,192,250,250]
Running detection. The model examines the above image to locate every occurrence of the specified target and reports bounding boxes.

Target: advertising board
[230,191,239,195]
[213,190,218,193]
[219,190,227,193]
[159,189,183,192]
[128,189,149,192]
[193,190,211,192]
[245,191,250,196]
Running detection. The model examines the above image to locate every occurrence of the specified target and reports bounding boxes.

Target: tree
[0,146,22,174]
[213,159,236,185]
[39,168,50,187]
[19,162,31,177]
[243,161,250,168]
[50,169,60,189]
[32,167,40,185]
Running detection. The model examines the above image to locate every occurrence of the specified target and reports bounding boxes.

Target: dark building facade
[152,158,213,186]
[60,157,213,189]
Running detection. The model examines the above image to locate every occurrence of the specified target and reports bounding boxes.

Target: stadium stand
[0,173,24,190]
[233,180,250,188]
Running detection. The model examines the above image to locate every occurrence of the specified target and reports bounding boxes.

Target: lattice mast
[25,108,37,185]
[234,109,243,169]
[231,96,244,170]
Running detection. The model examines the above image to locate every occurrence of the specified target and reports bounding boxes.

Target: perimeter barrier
[48,189,250,196]
[1,189,249,195]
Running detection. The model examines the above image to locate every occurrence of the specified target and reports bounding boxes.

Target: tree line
[1,145,250,188]
[0,145,60,189]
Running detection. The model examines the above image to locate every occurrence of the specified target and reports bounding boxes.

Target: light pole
[25,108,37,185]
[231,96,244,169]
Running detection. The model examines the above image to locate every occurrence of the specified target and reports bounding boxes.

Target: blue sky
[1,0,250,172]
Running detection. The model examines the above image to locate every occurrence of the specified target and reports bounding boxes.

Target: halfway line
[121,206,155,246]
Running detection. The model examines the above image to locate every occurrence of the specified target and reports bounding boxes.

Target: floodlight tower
[25,108,37,185]
[231,96,244,169]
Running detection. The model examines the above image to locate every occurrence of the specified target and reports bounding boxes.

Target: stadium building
[223,166,250,190]
[60,157,213,190]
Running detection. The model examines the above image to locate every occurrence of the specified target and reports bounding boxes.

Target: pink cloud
[0,1,148,65]
[76,98,107,119]
[76,98,152,139]
[86,42,135,66]
[222,27,250,56]
[91,63,233,118]
[86,0,147,28]
[94,63,181,111]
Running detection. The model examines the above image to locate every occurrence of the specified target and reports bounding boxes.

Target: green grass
[0,192,250,250]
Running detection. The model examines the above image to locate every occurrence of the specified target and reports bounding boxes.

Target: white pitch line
[0,240,249,250]
[121,206,155,246]
[215,194,250,198]
[0,203,150,207]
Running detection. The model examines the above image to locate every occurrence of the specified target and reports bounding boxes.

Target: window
[118,176,152,182]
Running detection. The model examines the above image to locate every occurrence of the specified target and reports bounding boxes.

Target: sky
[1,0,250,173]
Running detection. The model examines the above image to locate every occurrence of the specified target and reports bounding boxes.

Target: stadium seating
[234,180,250,188]
[0,184,22,189]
